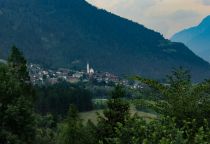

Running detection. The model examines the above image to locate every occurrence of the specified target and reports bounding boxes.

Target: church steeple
[87,62,94,75]
[87,62,90,74]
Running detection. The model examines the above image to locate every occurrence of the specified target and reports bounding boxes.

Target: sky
[86,0,210,38]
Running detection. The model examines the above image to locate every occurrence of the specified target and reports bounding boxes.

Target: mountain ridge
[0,0,210,81]
[171,15,210,63]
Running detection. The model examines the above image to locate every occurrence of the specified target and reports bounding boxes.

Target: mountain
[171,15,210,63]
[0,0,210,81]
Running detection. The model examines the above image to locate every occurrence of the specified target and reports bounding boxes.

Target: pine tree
[7,46,34,100]
[96,85,130,143]
[57,105,84,144]
[0,46,36,144]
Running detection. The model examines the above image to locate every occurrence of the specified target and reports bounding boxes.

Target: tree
[83,120,98,144]
[7,46,34,100]
[0,46,36,144]
[35,114,57,144]
[8,46,29,80]
[35,81,93,118]
[96,85,130,143]
[134,67,210,140]
[113,115,187,144]
[57,105,85,144]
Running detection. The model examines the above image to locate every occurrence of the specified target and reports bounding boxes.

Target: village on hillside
[28,63,144,90]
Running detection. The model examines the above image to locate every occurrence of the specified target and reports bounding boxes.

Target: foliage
[0,46,36,144]
[35,81,93,118]
[82,120,99,144]
[35,114,57,144]
[1,0,210,81]
[112,116,186,144]
[56,105,85,144]
[96,85,130,143]
[1,47,210,144]
[110,115,210,144]
[134,67,210,141]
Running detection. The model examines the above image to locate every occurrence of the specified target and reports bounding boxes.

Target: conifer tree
[96,85,130,143]
[0,46,36,144]
[8,46,34,99]
[8,46,29,81]
[57,105,84,144]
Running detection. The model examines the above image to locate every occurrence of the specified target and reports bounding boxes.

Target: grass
[79,105,156,124]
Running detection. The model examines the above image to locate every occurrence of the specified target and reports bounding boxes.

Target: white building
[87,63,94,74]
[87,63,90,74]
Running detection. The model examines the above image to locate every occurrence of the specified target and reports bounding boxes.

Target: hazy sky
[86,0,210,38]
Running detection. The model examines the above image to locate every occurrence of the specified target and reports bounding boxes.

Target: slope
[0,0,209,81]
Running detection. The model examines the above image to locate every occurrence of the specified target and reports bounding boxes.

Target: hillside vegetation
[0,0,210,81]
[0,47,210,143]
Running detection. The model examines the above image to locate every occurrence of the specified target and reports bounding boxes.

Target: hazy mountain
[0,0,210,81]
[171,15,210,63]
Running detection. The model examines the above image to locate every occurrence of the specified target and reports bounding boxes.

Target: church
[87,63,94,74]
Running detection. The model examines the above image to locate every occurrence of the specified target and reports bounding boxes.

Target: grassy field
[79,105,157,124]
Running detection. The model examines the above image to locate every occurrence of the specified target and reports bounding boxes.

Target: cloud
[87,0,158,8]
[201,0,210,5]
[159,10,200,37]
[112,0,159,20]
[169,10,200,22]
[86,0,210,38]
[86,0,161,30]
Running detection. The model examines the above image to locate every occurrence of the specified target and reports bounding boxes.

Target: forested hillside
[0,0,210,81]
[1,47,210,143]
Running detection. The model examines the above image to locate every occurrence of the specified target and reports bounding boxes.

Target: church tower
[87,62,94,75]
[87,63,90,74]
